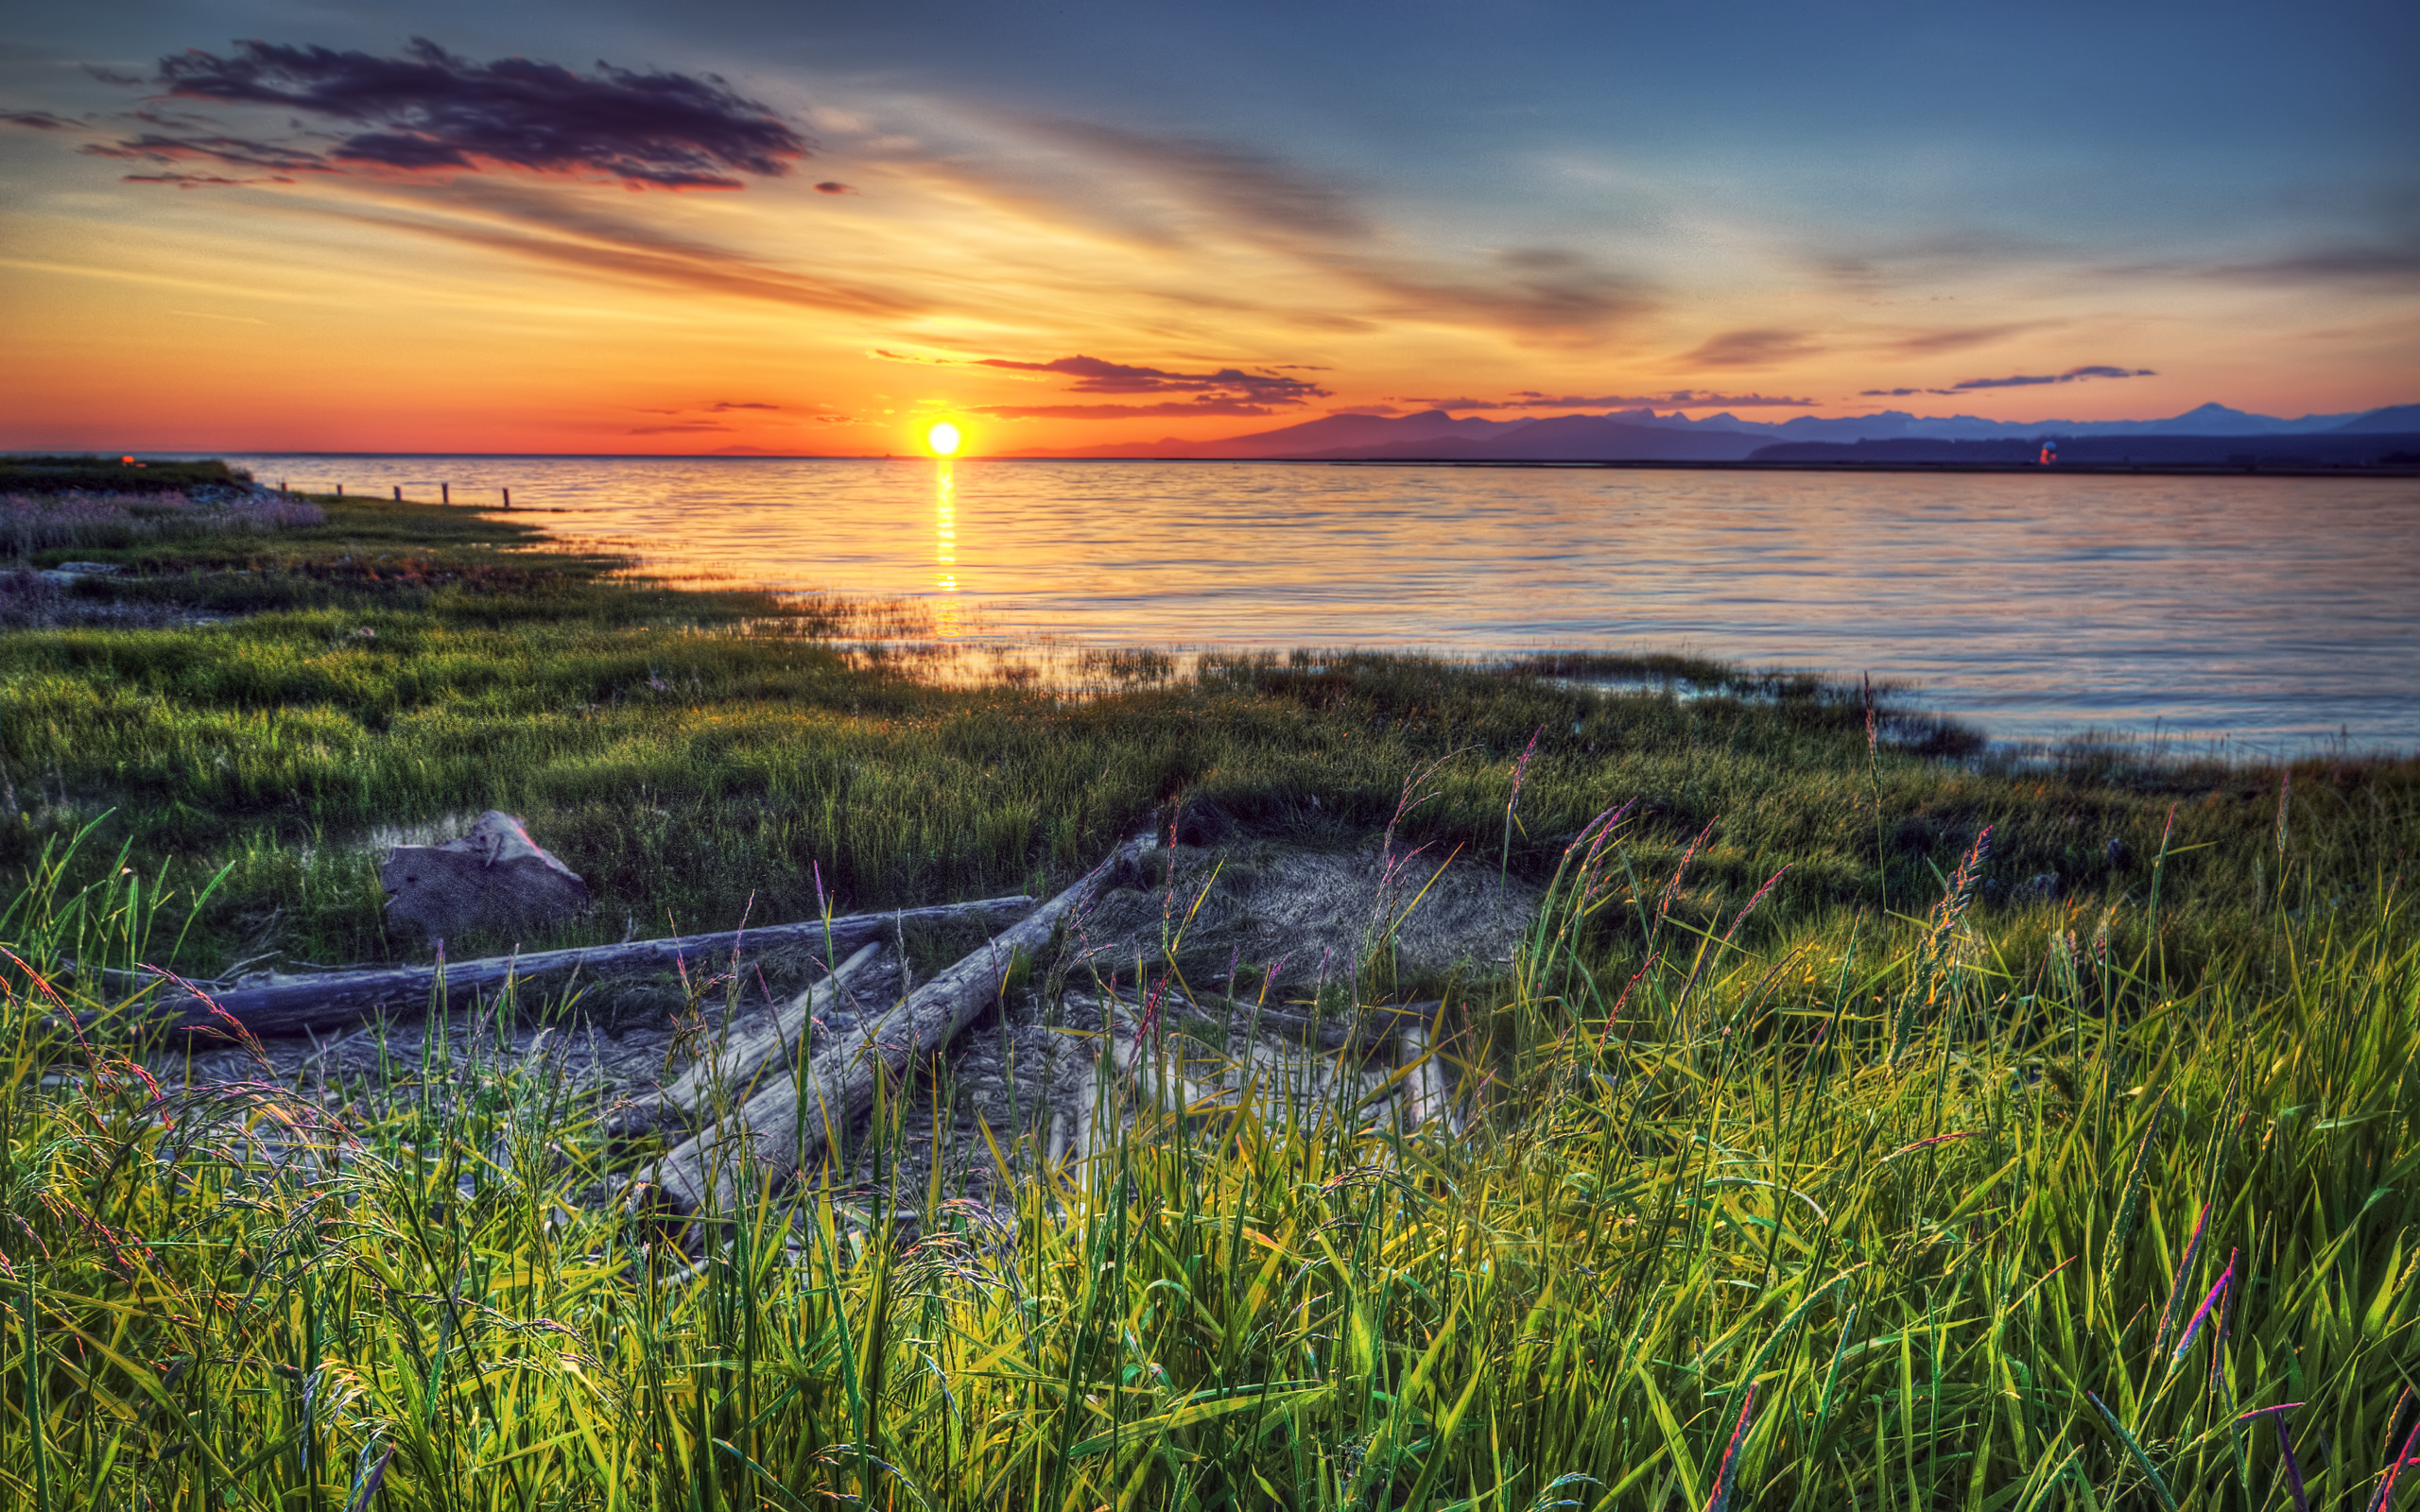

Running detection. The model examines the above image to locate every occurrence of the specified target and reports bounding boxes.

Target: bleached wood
[654,942,882,1114]
[637,837,1152,1213]
[136,896,1034,1038]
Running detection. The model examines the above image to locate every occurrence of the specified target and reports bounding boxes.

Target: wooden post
[501,487,510,508]
[336,484,344,498]
[441,482,450,505]
[391,485,402,501]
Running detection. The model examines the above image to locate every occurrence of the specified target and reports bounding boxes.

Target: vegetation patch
[0,463,2412,1507]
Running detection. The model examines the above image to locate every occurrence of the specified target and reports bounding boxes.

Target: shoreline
[108,450,2420,475]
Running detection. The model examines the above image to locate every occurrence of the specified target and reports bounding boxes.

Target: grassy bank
[2,467,2414,1507]
[0,487,2397,988]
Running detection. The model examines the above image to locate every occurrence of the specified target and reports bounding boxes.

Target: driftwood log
[1088,988,1443,1055]
[626,941,883,1127]
[638,836,1153,1214]
[133,896,1037,1038]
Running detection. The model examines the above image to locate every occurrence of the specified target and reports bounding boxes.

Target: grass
[3,782,2412,1508]
[1,468,2414,1505]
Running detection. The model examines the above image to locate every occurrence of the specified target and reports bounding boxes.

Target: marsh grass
[0,477,2414,1506]
[1,765,2412,1508]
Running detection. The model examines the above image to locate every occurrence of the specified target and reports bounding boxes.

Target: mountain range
[999,401,2420,461]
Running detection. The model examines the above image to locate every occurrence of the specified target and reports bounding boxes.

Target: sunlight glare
[926,421,961,456]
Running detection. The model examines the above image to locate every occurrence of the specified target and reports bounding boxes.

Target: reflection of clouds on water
[206,453,2420,749]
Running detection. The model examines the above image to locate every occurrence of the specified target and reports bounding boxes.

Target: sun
[926,421,962,456]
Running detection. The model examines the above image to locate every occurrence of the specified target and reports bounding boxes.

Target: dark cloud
[1403,389,1817,411]
[82,132,332,173]
[626,421,732,434]
[974,397,1291,419]
[708,401,780,411]
[813,180,855,194]
[972,353,1327,404]
[1945,366,2155,390]
[1681,329,1819,369]
[106,38,807,189]
[121,172,294,188]
[2,111,81,130]
[1863,365,2157,396]
[83,67,143,87]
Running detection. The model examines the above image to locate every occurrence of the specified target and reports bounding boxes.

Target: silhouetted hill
[994,399,2417,459]
[2335,404,2420,433]
[1747,433,2420,467]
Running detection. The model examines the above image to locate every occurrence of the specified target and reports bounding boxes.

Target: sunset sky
[3,1,2412,455]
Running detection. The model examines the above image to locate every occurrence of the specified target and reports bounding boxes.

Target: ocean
[214,454,2420,755]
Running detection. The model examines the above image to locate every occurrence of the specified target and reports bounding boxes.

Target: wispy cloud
[953,115,1651,343]
[84,132,330,174]
[2200,240,2420,286]
[1880,321,2049,357]
[269,193,925,317]
[95,38,808,189]
[1681,328,1818,369]
[1,110,83,130]
[1016,118,1372,242]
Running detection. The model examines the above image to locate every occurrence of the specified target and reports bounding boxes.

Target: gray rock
[2012,872,2062,904]
[381,810,588,943]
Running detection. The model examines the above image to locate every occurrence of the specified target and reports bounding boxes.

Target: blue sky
[3,0,2411,451]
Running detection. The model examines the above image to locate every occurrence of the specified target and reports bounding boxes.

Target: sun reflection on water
[933,455,959,631]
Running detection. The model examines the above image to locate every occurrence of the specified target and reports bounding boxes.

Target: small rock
[381,810,588,942]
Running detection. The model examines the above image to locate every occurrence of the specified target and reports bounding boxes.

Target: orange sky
[2,10,2413,454]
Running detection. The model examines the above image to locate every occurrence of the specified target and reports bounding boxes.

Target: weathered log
[638,837,1152,1214]
[133,896,1036,1038]
[651,941,883,1116]
[1099,989,1443,1054]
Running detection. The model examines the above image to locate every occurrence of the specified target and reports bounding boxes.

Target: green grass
[1,478,2414,1506]
[2,781,2412,1508]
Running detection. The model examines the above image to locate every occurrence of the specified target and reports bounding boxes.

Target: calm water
[217,455,2420,753]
